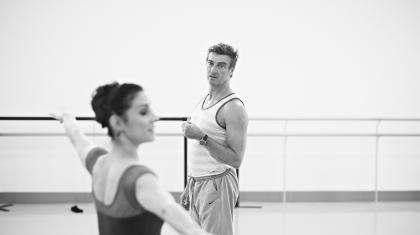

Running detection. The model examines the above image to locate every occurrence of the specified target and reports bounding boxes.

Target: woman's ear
[109,114,123,137]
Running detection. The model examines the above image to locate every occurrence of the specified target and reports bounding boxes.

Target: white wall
[1,0,419,117]
[1,0,420,193]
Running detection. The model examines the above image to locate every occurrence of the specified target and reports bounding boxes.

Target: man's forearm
[204,137,242,168]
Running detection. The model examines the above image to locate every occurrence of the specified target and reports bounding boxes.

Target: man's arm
[206,100,247,168]
[182,100,248,168]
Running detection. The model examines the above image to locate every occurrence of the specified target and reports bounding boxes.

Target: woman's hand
[49,110,71,123]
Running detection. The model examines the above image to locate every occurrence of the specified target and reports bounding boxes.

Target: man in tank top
[181,43,248,235]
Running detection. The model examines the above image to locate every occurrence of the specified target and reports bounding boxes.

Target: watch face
[199,134,208,145]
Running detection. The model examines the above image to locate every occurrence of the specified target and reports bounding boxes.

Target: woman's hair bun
[90,82,143,138]
[91,82,120,128]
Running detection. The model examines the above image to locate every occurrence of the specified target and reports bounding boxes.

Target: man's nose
[209,65,218,73]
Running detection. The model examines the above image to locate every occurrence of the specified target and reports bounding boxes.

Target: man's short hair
[207,43,239,70]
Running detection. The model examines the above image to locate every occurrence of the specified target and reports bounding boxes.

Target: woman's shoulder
[92,161,146,205]
[122,164,156,183]
[86,146,109,174]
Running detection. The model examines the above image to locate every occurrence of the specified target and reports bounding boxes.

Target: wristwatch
[199,134,208,145]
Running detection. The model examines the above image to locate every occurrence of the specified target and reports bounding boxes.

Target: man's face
[206,52,233,86]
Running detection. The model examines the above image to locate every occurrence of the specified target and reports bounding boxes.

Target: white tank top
[188,93,243,177]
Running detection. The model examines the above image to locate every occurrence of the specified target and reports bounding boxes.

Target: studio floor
[1,202,419,235]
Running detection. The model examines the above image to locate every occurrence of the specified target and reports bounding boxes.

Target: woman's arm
[135,174,210,235]
[50,112,96,167]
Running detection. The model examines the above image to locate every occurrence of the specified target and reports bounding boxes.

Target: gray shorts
[182,168,239,235]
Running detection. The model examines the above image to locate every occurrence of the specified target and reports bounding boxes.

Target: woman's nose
[151,112,159,122]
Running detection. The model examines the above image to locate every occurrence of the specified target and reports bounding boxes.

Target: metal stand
[235,169,262,209]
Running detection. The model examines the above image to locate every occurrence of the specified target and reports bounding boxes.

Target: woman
[51,82,210,235]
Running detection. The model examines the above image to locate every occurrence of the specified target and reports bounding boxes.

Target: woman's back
[87,147,163,235]
[92,153,136,205]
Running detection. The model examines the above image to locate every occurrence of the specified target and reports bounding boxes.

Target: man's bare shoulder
[216,98,247,128]
[222,99,247,121]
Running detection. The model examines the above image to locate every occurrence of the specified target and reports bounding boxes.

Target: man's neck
[208,84,233,101]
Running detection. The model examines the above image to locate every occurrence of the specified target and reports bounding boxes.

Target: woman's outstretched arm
[50,112,96,167]
[135,174,212,235]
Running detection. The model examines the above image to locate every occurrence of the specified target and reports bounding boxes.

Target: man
[181,43,248,235]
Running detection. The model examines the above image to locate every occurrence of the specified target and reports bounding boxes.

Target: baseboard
[1,191,420,203]
[0,192,94,204]
[0,192,182,204]
[378,191,420,202]
[238,191,420,202]
[284,191,374,202]
[238,191,283,202]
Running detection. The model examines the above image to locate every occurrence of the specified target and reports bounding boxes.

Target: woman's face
[121,91,158,145]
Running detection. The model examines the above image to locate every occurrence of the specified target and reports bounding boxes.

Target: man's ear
[229,68,234,78]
